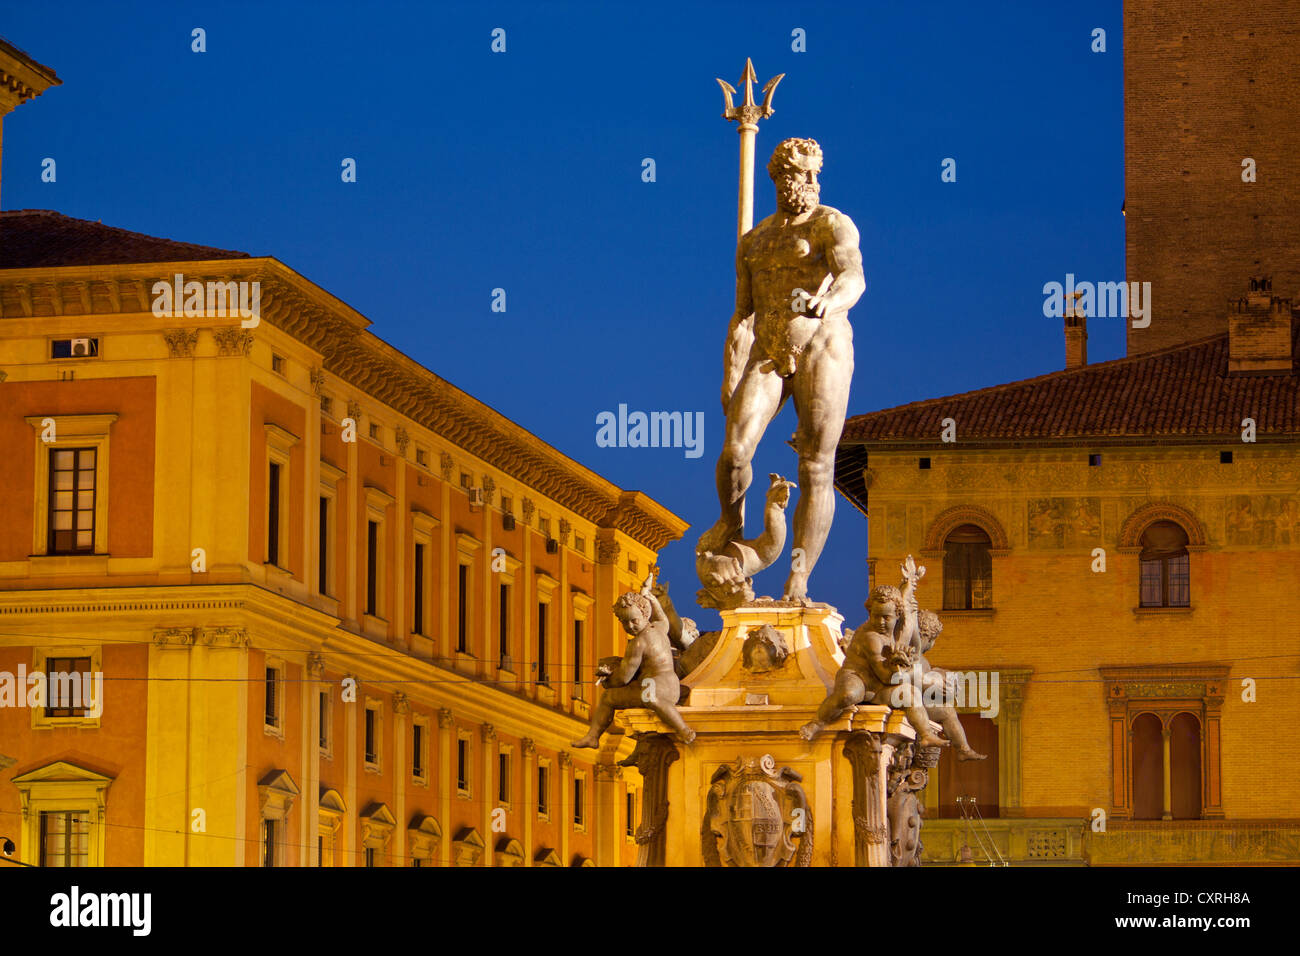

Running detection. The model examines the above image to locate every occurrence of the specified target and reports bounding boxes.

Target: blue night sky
[3,0,1124,629]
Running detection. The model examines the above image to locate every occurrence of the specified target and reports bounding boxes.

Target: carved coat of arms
[701,755,812,867]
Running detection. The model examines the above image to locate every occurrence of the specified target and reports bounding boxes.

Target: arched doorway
[1170,712,1202,820]
[1131,713,1163,820]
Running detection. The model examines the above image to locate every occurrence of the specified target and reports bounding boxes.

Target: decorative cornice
[0,258,687,550]
[163,328,198,358]
[594,763,624,781]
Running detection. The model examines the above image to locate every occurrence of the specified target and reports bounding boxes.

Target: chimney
[1228,275,1294,375]
[1065,291,1088,369]
[0,37,61,208]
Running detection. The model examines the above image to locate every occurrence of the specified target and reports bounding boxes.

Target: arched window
[1139,521,1190,607]
[943,524,992,610]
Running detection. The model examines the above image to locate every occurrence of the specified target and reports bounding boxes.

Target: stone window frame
[1101,664,1228,821]
[257,769,300,868]
[535,572,559,697]
[572,769,588,832]
[317,788,346,867]
[263,655,287,740]
[1118,502,1208,615]
[29,645,103,731]
[359,803,396,866]
[318,686,334,759]
[495,549,522,678]
[410,509,440,639]
[537,758,552,821]
[363,696,384,775]
[497,744,514,811]
[919,504,1010,615]
[363,486,395,634]
[11,760,113,867]
[456,729,473,799]
[411,713,431,787]
[455,533,483,662]
[317,460,345,601]
[263,423,299,573]
[571,590,594,708]
[25,413,118,559]
[625,784,640,845]
[407,814,442,867]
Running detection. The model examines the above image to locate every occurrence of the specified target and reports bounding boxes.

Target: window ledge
[362,614,389,641]
[457,788,471,801]
[32,715,101,730]
[1134,606,1194,616]
[536,684,557,705]
[939,608,996,618]
[363,761,382,775]
[412,773,429,789]
[28,554,110,575]
[264,722,285,740]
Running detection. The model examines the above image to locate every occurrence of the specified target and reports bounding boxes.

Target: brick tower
[1124,1,1300,354]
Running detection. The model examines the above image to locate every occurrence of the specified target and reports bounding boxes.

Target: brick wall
[1124,0,1300,353]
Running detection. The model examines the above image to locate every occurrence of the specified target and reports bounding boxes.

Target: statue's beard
[777,180,820,213]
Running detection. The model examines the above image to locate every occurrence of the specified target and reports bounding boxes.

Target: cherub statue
[571,572,696,748]
[651,579,720,679]
[799,556,946,748]
[909,610,986,761]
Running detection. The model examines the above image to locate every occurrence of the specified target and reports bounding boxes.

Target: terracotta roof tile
[0,209,249,268]
[841,329,1300,445]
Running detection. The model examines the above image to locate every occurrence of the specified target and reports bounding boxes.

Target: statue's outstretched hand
[901,555,926,588]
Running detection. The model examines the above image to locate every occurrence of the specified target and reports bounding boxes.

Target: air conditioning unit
[502,513,516,531]
[545,538,559,554]
[52,337,99,359]
[468,487,485,508]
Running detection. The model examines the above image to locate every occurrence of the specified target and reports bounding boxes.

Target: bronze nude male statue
[698,137,866,603]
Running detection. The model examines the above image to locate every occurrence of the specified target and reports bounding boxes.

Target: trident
[716,58,784,240]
